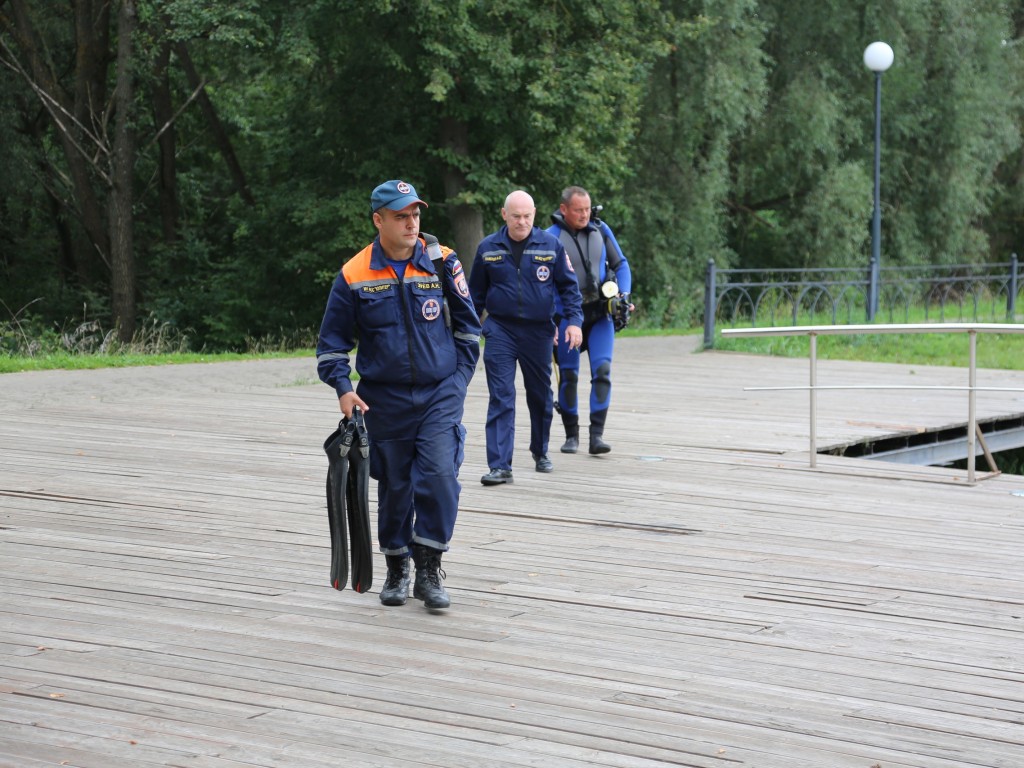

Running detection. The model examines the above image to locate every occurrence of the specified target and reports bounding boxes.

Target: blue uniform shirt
[316,237,481,398]
[469,226,583,327]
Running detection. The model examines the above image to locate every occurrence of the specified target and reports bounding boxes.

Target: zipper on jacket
[391,267,419,383]
[516,256,524,319]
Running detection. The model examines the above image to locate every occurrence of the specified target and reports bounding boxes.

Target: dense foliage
[1,0,1022,349]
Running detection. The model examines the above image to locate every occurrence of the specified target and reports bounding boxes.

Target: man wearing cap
[316,180,481,610]
[469,190,583,486]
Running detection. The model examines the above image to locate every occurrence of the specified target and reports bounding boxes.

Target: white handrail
[720,323,1024,483]
[722,322,1024,336]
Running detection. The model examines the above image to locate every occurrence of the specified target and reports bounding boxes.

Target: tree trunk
[109,0,137,342]
[73,0,110,130]
[39,150,81,287]
[175,41,256,206]
[439,116,483,272]
[152,41,178,243]
[19,101,85,285]
[6,0,111,277]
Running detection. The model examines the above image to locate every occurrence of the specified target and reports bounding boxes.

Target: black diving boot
[589,409,611,454]
[412,544,450,610]
[560,417,580,454]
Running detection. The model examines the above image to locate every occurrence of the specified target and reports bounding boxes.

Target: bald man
[469,190,583,485]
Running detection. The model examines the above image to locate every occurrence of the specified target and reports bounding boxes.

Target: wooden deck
[1,336,1023,768]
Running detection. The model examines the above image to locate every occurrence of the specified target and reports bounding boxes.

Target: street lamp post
[864,41,894,322]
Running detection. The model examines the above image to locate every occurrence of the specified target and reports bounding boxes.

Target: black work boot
[533,453,554,472]
[379,555,410,606]
[481,468,513,485]
[560,419,579,454]
[412,544,450,610]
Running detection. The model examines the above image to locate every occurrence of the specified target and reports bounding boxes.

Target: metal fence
[703,254,1021,348]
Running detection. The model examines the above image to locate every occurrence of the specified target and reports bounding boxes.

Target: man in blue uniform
[316,180,481,610]
[547,186,632,454]
[469,190,583,486]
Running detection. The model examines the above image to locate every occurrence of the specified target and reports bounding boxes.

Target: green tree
[881,0,1024,265]
[624,0,1024,326]
[171,0,671,346]
[626,0,769,325]
[0,0,265,341]
[318,0,667,262]
[3,0,1023,349]
[745,0,1024,274]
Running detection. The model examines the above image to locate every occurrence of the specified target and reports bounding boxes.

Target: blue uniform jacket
[316,237,482,397]
[468,226,584,327]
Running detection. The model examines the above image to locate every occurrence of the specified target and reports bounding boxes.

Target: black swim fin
[345,407,373,593]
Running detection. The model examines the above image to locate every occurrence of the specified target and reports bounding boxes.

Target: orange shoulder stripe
[341,244,387,284]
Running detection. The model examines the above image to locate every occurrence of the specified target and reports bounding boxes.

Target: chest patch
[536,265,551,282]
[421,298,442,321]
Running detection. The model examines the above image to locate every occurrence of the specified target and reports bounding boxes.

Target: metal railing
[704,255,1021,348]
[720,322,1024,484]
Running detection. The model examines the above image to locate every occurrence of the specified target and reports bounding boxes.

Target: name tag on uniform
[416,280,442,291]
[483,254,504,263]
[532,254,554,263]
[361,284,393,295]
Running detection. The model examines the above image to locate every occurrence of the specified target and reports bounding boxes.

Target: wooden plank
[1,337,1023,767]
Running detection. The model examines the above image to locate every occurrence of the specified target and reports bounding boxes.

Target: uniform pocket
[453,423,466,475]
[410,286,446,325]
[357,289,399,329]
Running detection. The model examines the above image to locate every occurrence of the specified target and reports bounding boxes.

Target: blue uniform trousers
[358,375,467,555]
[482,316,555,468]
[556,314,615,415]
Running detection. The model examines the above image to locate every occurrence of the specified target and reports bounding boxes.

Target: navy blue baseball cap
[370,180,428,213]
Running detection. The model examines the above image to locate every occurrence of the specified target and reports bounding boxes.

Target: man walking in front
[316,180,481,610]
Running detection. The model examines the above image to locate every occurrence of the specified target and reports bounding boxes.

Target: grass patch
[1,316,698,373]
[713,330,1024,370]
[4,313,1019,374]
[1,313,318,373]
[711,302,1024,369]
[617,326,701,338]
[0,349,314,374]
